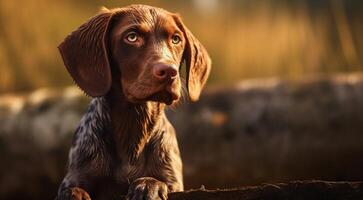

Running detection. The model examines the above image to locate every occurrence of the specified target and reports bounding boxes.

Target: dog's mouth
[126,85,180,105]
[150,86,180,105]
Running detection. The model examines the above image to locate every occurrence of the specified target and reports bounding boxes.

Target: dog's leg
[55,173,93,200]
[56,187,91,200]
[126,177,168,200]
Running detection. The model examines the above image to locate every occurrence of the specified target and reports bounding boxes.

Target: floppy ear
[174,15,212,101]
[58,8,116,97]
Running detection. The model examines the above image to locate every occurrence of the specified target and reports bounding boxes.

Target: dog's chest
[113,136,167,184]
[116,162,142,182]
[113,148,153,183]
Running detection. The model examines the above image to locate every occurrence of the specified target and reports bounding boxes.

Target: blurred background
[0,0,363,199]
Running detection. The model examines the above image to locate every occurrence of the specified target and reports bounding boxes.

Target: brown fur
[56,4,211,200]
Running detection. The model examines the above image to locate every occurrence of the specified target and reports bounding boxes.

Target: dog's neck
[105,86,165,162]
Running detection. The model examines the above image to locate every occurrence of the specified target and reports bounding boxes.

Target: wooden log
[147,181,362,200]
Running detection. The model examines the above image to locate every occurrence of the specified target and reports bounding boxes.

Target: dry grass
[0,0,362,93]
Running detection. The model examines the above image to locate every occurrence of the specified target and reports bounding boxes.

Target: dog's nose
[153,63,178,81]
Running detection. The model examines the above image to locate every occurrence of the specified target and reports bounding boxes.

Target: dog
[56,4,211,200]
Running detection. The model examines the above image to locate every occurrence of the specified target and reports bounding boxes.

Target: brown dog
[56,4,211,200]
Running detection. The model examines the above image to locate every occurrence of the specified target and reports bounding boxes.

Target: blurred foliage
[0,0,363,93]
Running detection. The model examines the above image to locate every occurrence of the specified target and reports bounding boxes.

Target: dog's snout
[153,63,178,81]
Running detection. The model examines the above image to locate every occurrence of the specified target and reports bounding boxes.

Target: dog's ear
[173,15,212,101]
[58,8,120,97]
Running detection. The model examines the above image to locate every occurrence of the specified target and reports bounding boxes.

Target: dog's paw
[126,177,168,200]
[56,187,91,200]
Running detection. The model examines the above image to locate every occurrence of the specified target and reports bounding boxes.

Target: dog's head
[59,5,211,105]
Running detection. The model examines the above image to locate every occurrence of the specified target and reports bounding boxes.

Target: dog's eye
[125,32,138,43]
[171,34,181,44]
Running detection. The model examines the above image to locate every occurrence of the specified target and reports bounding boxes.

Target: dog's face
[109,8,185,104]
[59,5,211,104]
